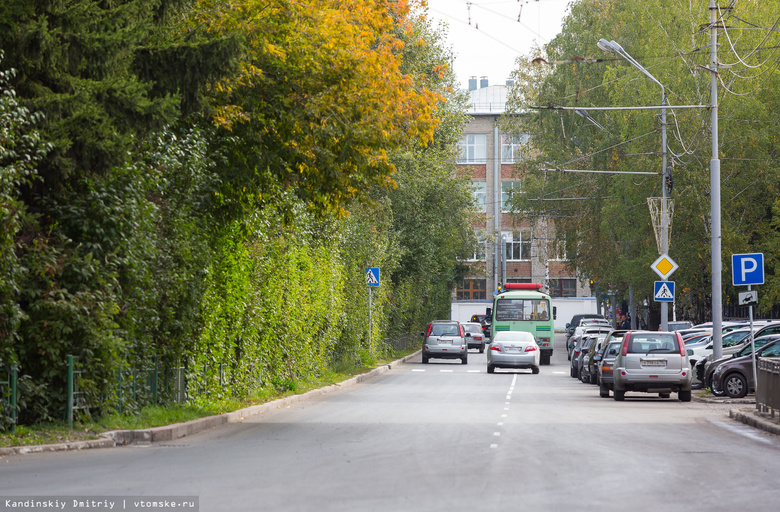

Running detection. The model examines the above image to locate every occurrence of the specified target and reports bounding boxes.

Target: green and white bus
[489,283,556,365]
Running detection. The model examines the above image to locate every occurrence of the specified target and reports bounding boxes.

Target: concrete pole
[710,0,723,360]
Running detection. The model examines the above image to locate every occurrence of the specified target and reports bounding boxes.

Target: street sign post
[365,267,380,351]
[731,253,764,403]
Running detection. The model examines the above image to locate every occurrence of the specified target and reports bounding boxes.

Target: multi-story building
[454,77,589,301]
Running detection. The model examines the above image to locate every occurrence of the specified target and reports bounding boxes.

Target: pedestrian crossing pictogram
[365,267,380,287]
[653,281,675,302]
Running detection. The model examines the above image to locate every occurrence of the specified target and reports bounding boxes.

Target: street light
[597,38,670,331]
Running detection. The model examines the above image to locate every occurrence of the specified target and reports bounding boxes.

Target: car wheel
[724,372,748,398]
[532,366,540,375]
[461,355,468,365]
[580,370,589,383]
[678,389,692,402]
[422,355,429,364]
[487,364,495,374]
[614,389,625,401]
[570,365,577,378]
[659,392,671,399]
[479,344,485,354]
[599,384,609,398]
[708,375,725,396]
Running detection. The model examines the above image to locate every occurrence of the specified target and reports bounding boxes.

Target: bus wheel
[540,354,551,365]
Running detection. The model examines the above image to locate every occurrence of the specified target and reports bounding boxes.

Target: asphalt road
[2,334,780,511]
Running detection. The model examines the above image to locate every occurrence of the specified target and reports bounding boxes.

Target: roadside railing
[757,357,780,419]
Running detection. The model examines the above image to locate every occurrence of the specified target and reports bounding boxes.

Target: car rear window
[627,333,679,354]
[430,324,459,336]
[463,324,482,333]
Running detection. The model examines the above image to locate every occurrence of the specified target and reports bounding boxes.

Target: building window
[501,181,521,212]
[503,230,531,261]
[458,134,487,163]
[501,134,530,163]
[549,278,577,297]
[549,237,567,261]
[457,279,487,300]
[472,181,486,212]
[468,230,487,261]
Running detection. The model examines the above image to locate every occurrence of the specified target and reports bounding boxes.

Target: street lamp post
[597,38,670,331]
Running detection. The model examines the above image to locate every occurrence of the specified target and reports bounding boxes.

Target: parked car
[569,326,612,361]
[667,321,693,331]
[596,339,624,397]
[487,330,540,374]
[687,328,759,376]
[566,314,607,339]
[698,334,780,393]
[582,335,607,384]
[710,339,780,398]
[577,335,598,383]
[421,320,468,364]
[612,331,692,401]
[461,322,486,353]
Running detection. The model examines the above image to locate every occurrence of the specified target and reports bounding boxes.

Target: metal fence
[757,357,780,419]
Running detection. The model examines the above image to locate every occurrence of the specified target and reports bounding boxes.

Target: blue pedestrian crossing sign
[366,267,380,287]
[654,281,675,302]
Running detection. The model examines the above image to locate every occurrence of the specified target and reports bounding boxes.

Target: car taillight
[621,333,631,356]
[426,324,433,336]
[678,333,686,357]
[525,346,537,352]
[459,324,465,337]
[491,345,502,352]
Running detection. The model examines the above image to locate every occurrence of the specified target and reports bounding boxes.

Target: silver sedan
[487,331,540,374]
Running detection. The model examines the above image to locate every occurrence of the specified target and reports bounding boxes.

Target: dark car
[710,339,780,398]
[699,334,780,393]
[566,314,607,339]
[596,340,624,397]
[571,335,597,379]
[583,330,626,384]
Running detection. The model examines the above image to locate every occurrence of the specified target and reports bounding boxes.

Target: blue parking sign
[731,253,764,286]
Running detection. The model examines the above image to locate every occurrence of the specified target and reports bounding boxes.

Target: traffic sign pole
[748,284,758,405]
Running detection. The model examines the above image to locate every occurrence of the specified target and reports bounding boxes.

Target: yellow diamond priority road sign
[651,254,678,279]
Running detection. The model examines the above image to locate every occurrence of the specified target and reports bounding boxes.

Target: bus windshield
[495,298,550,322]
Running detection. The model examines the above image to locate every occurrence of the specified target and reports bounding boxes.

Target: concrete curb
[729,407,780,436]
[0,350,421,456]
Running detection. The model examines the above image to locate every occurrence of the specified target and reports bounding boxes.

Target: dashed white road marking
[490,444,498,449]
[440,370,454,373]
[412,369,425,372]
[467,370,481,373]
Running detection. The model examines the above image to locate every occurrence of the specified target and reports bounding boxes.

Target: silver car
[461,322,486,353]
[421,321,468,364]
[487,331,540,374]
[612,331,692,401]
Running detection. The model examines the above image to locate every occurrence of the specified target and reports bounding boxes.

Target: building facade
[455,78,589,300]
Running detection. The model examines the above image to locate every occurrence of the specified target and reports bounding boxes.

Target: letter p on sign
[732,253,764,286]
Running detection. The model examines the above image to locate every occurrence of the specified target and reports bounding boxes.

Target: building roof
[466,85,507,115]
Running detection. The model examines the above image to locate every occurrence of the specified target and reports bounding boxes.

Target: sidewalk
[0,351,420,457]
[695,392,780,436]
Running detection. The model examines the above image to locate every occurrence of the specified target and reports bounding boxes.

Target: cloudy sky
[424,0,571,89]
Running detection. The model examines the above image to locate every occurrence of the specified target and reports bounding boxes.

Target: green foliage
[505,0,780,323]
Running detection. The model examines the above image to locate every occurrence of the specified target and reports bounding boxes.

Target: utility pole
[710,0,723,360]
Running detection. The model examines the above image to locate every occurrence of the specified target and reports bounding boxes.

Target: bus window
[495,298,551,322]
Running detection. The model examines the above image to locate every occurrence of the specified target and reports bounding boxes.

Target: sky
[424,0,572,90]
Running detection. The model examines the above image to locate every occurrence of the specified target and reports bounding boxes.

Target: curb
[729,407,780,436]
[0,350,421,456]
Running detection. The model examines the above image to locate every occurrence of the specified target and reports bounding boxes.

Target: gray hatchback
[612,331,692,401]
[421,321,468,364]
